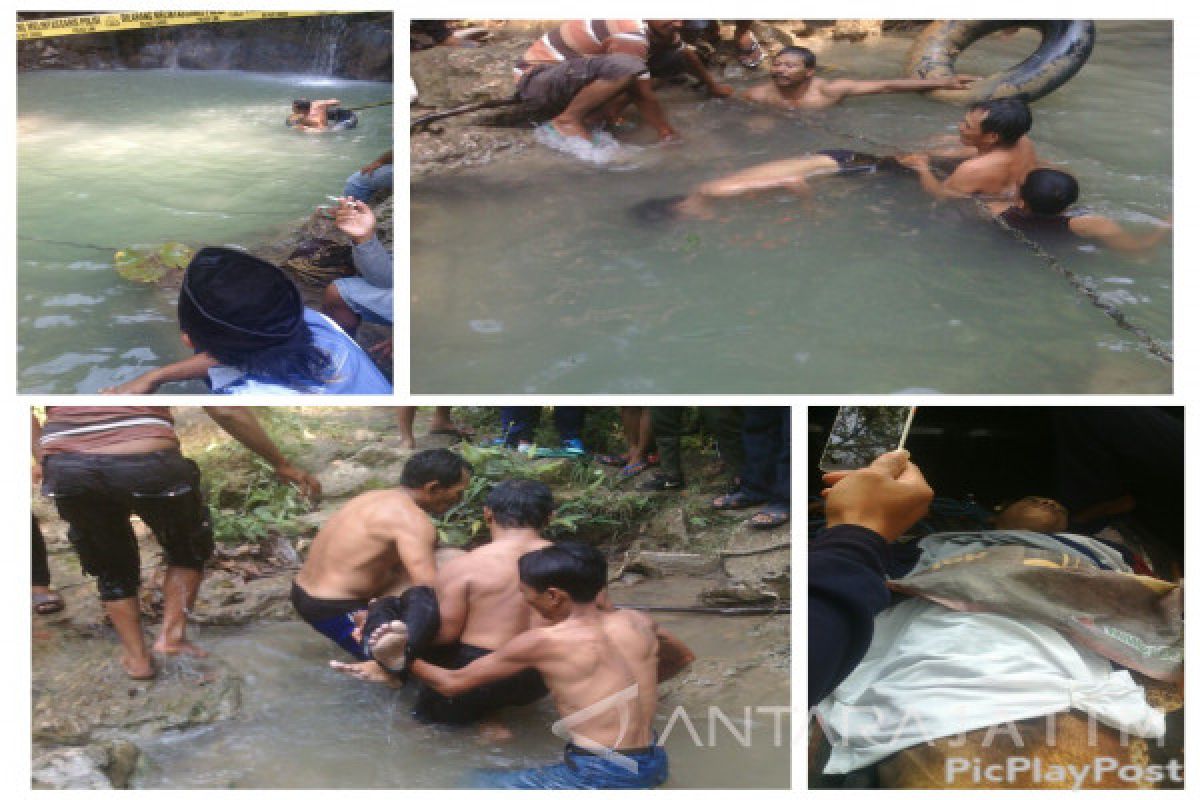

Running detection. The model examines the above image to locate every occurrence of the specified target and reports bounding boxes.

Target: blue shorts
[290,581,369,660]
[472,743,668,789]
[332,276,393,325]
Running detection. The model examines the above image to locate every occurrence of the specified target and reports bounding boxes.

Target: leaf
[113,242,194,283]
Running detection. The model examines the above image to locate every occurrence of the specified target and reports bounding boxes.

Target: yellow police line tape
[17,11,348,41]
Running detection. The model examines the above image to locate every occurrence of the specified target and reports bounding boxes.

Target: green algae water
[130,613,790,788]
[412,22,1171,393]
[18,70,392,393]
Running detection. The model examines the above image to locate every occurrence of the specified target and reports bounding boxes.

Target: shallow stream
[412,22,1171,393]
[18,69,393,393]
[131,610,790,788]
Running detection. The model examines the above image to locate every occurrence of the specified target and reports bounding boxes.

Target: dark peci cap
[178,247,305,350]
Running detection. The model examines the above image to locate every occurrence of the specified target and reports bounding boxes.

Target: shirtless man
[413,541,694,789]
[290,448,470,679]
[986,168,1172,254]
[345,479,557,727]
[644,97,1038,221]
[741,46,977,111]
[899,97,1038,200]
[288,97,342,131]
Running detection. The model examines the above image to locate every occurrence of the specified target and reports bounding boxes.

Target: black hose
[411,94,523,132]
[614,604,790,616]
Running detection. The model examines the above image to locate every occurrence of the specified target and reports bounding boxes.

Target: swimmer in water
[412,541,694,789]
[898,98,1039,200]
[986,168,1172,254]
[740,46,978,111]
[633,98,1039,222]
[288,97,342,132]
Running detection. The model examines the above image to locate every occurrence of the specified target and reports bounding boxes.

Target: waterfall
[308,15,348,75]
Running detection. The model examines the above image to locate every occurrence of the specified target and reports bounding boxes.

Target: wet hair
[776,46,816,69]
[1020,168,1080,215]
[292,99,312,113]
[400,448,470,490]
[630,195,686,225]
[486,479,555,529]
[518,541,608,602]
[969,98,1033,145]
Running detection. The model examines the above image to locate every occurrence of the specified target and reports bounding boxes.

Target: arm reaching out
[1070,214,1172,254]
[412,628,544,696]
[100,353,219,394]
[203,407,322,501]
[654,626,695,682]
[824,75,977,101]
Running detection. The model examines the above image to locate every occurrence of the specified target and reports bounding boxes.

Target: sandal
[737,37,765,69]
[712,490,768,511]
[32,589,64,615]
[619,460,650,479]
[639,474,685,491]
[749,506,790,530]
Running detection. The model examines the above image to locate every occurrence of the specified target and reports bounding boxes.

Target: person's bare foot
[548,116,591,141]
[479,719,515,743]
[153,639,209,658]
[330,659,401,686]
[399,437,417,451]
[366,620,409,672]
[121,653,156,680]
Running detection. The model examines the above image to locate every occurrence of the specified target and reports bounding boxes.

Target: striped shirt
[41,407,178,455]
[517,20,678,77]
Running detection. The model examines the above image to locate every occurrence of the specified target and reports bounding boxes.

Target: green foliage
[113,241,193,283]
[437,443,660,548]
[207,461,310,542]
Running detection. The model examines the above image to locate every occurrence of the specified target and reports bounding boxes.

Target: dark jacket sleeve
[808,524,892,707]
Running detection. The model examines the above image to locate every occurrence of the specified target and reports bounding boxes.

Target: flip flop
[749,507,790,530]
[429,424,474,441]
[619,460,650,478]
[712,490,767,511]
[32,590,64,615]
[737,38,765,69]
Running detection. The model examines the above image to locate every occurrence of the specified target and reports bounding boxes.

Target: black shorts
[414,642,549,725]
[42,450,212,602]
[364,588,549,724]
[817,149,902,175]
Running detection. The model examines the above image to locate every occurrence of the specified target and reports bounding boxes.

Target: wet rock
[719,524,792,602]
[33,648,241,746]
[31,739,139,789]
[619,550,721,579]
[193,571,295,625]
[315,460,375,499]
[352,442,403,468]
[832,19,884,41]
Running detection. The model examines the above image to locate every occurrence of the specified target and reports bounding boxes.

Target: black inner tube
[908,20,1096,103]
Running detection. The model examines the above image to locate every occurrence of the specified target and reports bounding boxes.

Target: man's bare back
[434,534,551,651]
[296,488,439,600]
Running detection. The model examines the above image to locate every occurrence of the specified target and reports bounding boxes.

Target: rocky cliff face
[17,13,392,81]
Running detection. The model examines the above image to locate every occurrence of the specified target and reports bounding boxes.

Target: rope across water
[796,116,1173,365]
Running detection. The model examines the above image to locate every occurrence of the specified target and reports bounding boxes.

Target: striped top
[517,20,676,77]
[41,407,178,455]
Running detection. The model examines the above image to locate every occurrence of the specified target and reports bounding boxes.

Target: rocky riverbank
[17,13,393,81]
[31,407,790,787]
[410,20,912,176]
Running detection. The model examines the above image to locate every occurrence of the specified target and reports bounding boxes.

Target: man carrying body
[343,479,558,729]
[741,46,976,111]
[34,406,319,679]
[288,98,342,131]
[291,448,470,681]
[413,541,694,789]
[516,20,730,143]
